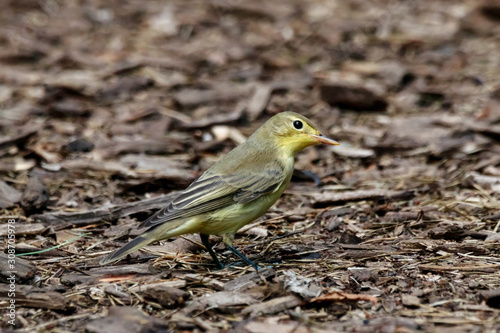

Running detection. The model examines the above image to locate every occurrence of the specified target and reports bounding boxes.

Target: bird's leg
[200,233,225,269]
[225,244,259,271]
[223,233,259,271]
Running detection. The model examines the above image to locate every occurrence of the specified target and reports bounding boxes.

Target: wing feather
[139,162,286,229]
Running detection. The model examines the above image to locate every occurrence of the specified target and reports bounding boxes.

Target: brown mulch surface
[1,0,500,332]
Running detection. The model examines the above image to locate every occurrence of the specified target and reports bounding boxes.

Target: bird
[100,111,338,269]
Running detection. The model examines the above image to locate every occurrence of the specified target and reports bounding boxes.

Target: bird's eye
[293,120,303,130]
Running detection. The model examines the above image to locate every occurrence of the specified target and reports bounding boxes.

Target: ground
[1,0,500,332]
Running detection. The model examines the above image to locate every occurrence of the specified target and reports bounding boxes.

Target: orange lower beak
[312,134,339,145]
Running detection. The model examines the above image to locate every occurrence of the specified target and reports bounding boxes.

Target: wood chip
[246,83,272,121]
[311,189,415,207]
[182,273,225,291]
[0,180,21,208]
[419,264,500,273]
[0,252,37,283]
[143,286,189,308]
[242,321,336,333]
[0,125,39,151]
[20,176,49,213]
[32,192,178,228]
[0,284,67,310]
[242,295,302,317]
[223,268,276,292]
[62,263,160,286]
[173,84,252,108]
[183,291,262,315]
[0,223,45,237]
[320,81,387,111]
[478,290,500,309]
[311,291,378,304]
[180,108,245,129]
[86,306,169,333]
[128,279,187,292]
[0,158,36,172]
[402,294,421,307]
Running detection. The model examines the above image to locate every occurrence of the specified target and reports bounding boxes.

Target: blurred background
[1,0,500,331]
[1,0,498,206]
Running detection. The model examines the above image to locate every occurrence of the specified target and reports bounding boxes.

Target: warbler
[100,111,338,269]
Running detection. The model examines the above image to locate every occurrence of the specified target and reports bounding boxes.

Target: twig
[419,264,500,273]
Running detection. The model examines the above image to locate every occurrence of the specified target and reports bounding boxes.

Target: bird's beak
[312,134,339,145]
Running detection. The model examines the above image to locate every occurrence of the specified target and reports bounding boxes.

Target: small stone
[468,280,479,288]
[402,294,421,308]
[67,138,94,152]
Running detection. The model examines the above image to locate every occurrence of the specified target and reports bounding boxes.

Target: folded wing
[138,162,285,229]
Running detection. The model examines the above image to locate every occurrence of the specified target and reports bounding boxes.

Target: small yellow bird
[100,111,338,269]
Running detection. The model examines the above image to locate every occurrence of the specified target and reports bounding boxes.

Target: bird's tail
[100,219,192,265]
[99,233,155,265]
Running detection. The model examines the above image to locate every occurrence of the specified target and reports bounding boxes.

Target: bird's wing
[138,162,286,229]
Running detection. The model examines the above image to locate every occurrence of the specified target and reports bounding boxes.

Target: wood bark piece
[479,290,500,309]
[383,211,422,222]
[466,171,500,192]
[0,284,67,310]
[48,98,91,118]
[283,270,322,300]
[44,70,102,95]
[402,294,421,307]
[246,83,272,121]
[119,155,196,183]
[0,223,45,237]
[311,189,415,207]
[33,209,113,229]
[241,295,302,317]
[332,142,375,158]
[0,252,37,283]
[427,221,490,240]
[100,77,153,100]
[182,291,262,315]
[223,268,275,292]
[179,108,245,129]
[103,55,194,76]
[103,285,131,300]
[86,306,169,333]
[242,321,337,333]
[32,192,178,229]
[460,0,500,35]
[419,264,500,273]
[20,176,49,213]
[0,158,36,172]
[0,180,22,208]
[106,138,185,157]
[246,76,313,121]
[143,286,189,308]
[173,84,252,107]
[0,125,39,151]
[182,273,225,291]
[63,263,159,286]
[376,116,452,151]
[61,159,136,177]
[311,291,378,304]
[217,1,293,20]
[128,279,187,292]
[320,81,387,111]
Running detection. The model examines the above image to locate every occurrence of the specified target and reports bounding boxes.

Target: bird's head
[262,111,339,156]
